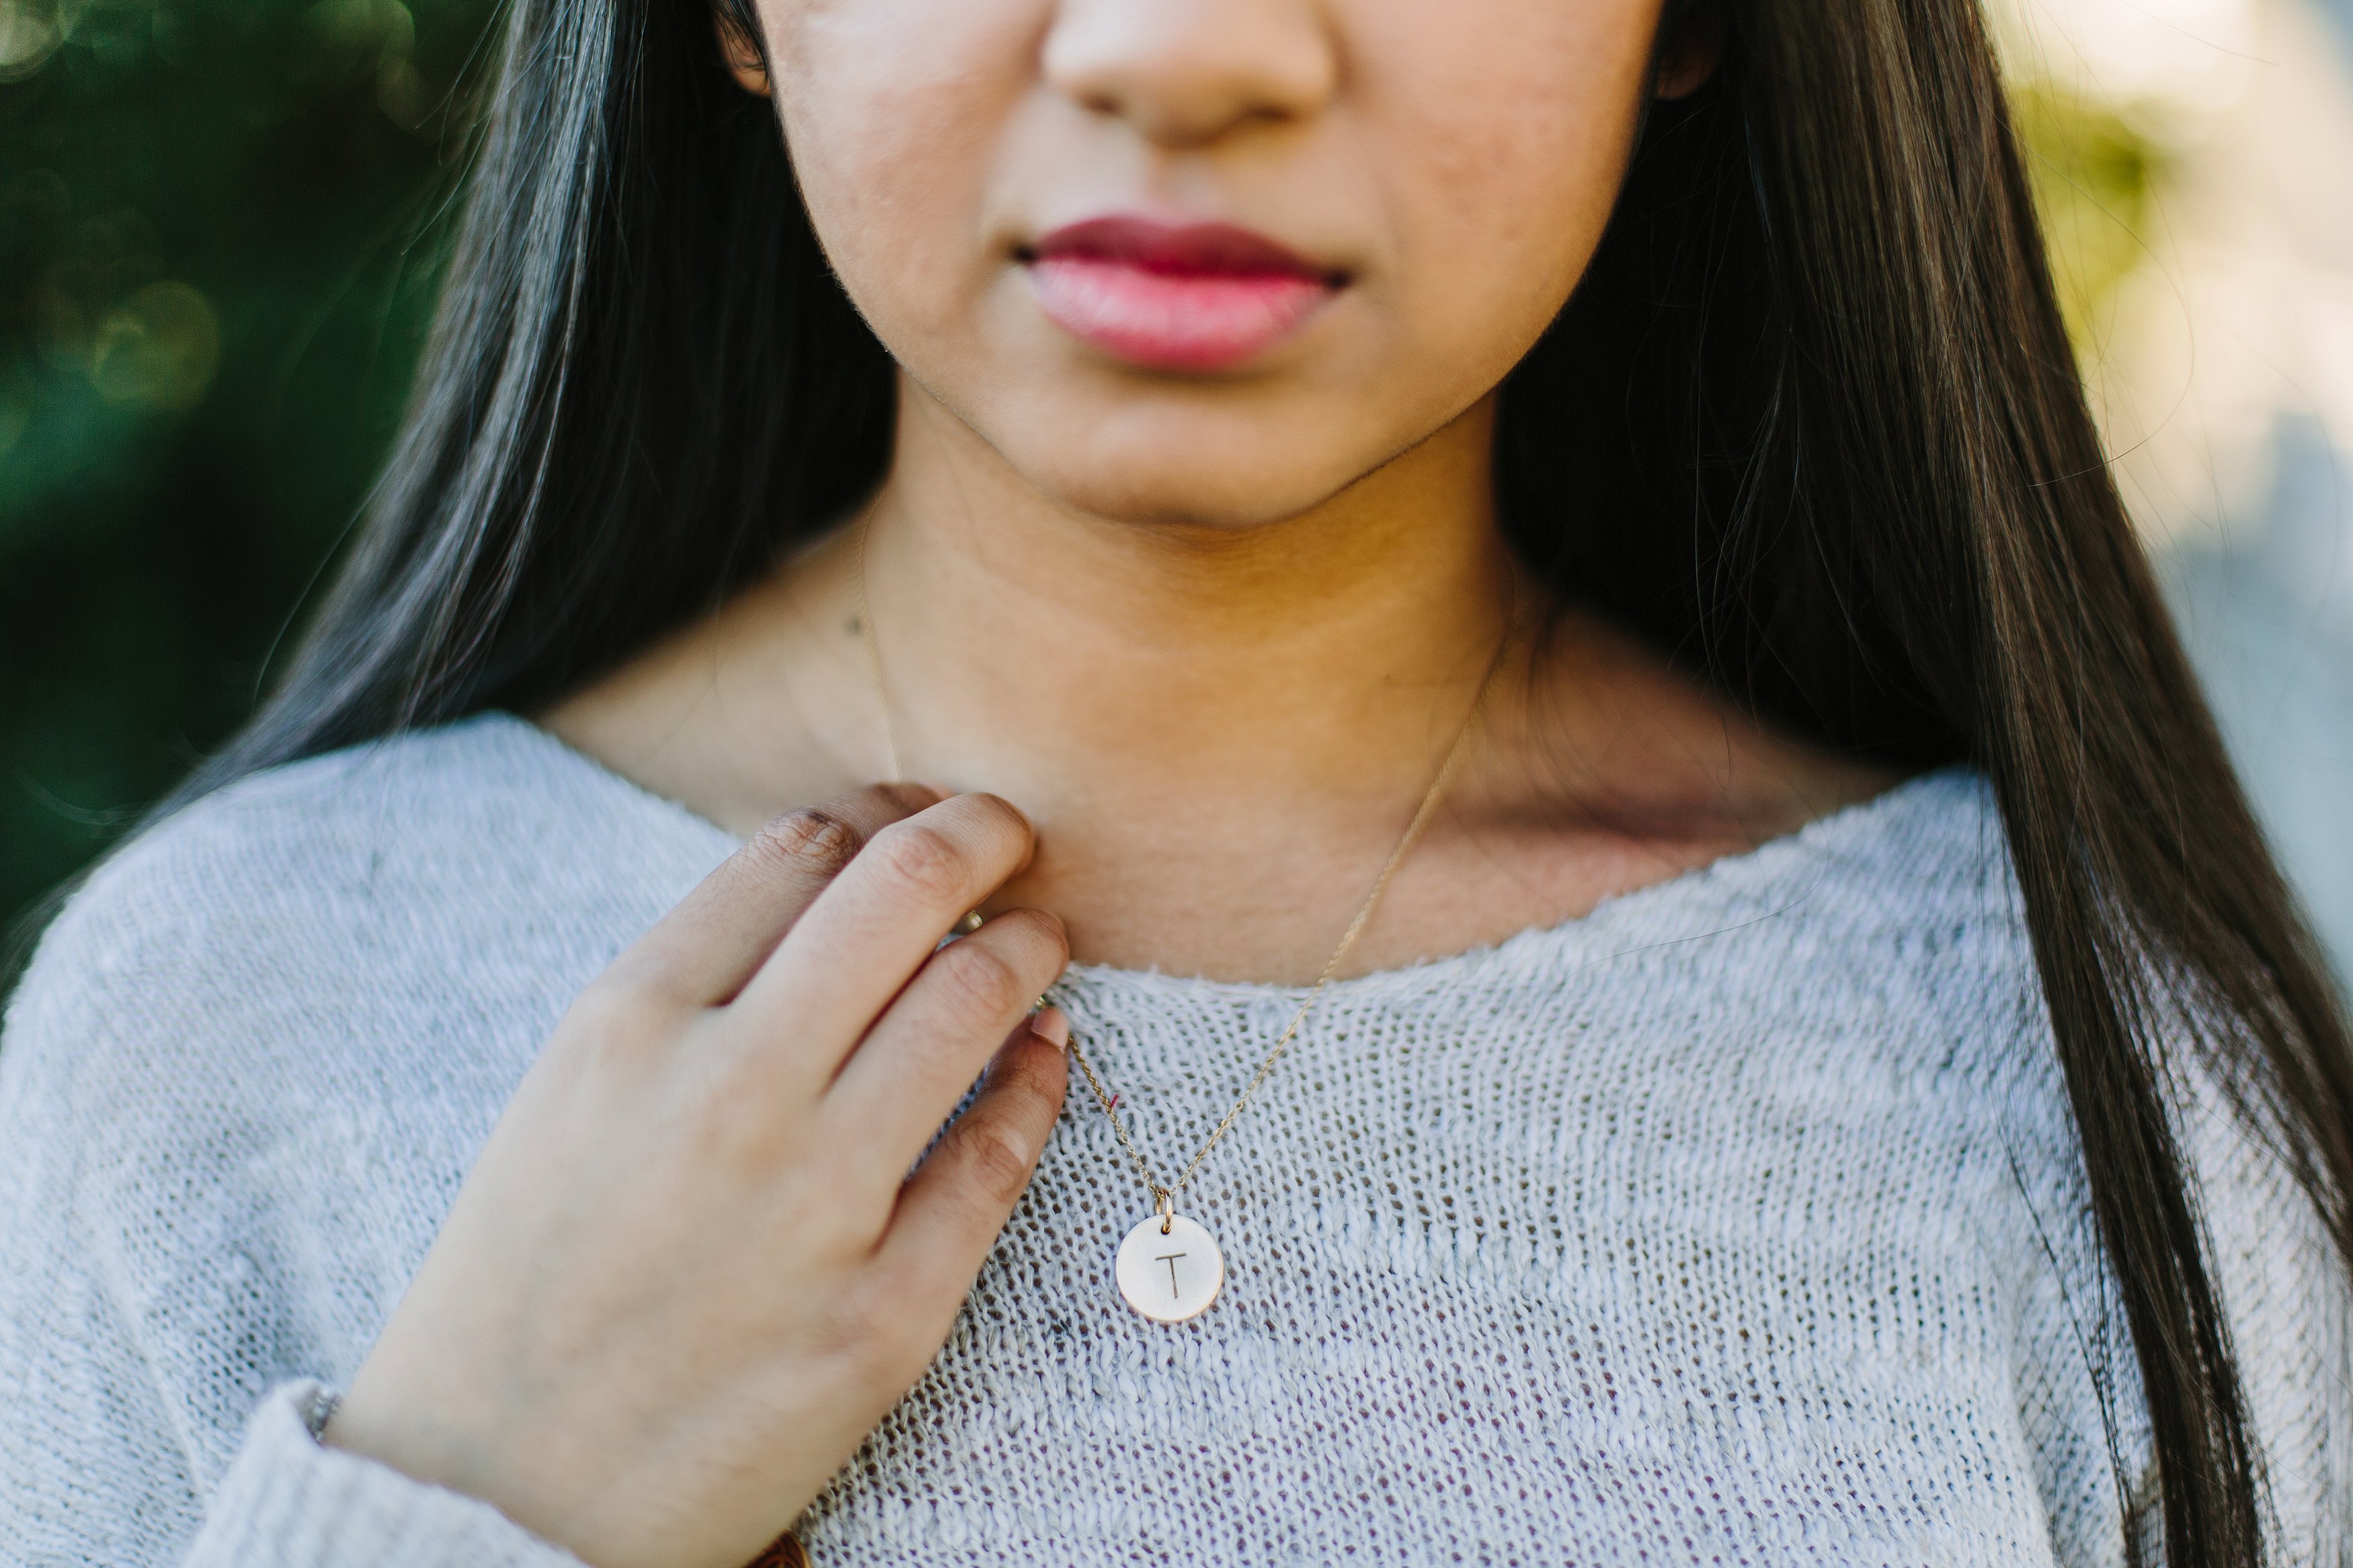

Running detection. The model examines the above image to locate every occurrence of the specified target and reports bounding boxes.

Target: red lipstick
[1023,216,1339,373]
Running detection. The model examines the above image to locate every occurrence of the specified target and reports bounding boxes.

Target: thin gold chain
[1064,706,1482,1208]
[856,512,1500,1212]
[854,515,902,782]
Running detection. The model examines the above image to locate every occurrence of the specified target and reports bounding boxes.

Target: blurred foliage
[0,2,2170,932]
[2009,79,2165,362]
[1,0,489,928]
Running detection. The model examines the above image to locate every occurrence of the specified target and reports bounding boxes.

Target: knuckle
[805,1280,889,1369]
[569,971,666,1032]
[555,974,680,1066]
[866,780,945,818]
[960,792,1036,860]
[994,907,1072,973]
[828,1186,894,1253]
[779,1160,882,1252]
[748,808,860,876]
[868,821,971,908]
[961,1119,1038,1208]
[934,938,1028,1020]
[832,1280,932,1380]
[995,1055,1068,1136]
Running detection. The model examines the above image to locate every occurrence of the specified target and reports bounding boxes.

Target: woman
[3,0,2348,1563]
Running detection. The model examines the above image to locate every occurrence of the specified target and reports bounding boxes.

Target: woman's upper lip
[1026,216,1337,283]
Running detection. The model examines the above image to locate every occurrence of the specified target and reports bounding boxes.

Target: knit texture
[0,714,2343,1567]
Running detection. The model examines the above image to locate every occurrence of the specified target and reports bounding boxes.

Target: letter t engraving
[1155,1251,1188,1297]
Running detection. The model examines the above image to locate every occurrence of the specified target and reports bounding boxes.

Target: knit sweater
[1,714,2344,1567]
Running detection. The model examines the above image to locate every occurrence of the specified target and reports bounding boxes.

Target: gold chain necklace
[854,517,1492,1323]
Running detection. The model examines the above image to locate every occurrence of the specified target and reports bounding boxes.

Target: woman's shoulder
[1785,761,2018,924]
[1833,768,2352,1561]
[0,715,738,1500]
[1548,761,2026,974]
[1,713,733,1128]
[103,709,725,896]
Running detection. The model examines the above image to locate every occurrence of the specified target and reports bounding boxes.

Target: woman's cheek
[771,8,1033,350]
[1373,146,1620,397]
[1377,31,1654,370]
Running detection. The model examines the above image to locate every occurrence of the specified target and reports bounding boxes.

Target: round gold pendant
[1114,1212,1224,1323]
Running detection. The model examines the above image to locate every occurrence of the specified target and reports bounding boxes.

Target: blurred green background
[0,0,2180,932]
[0,0,483,927]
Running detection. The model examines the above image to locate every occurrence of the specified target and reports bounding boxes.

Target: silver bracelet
[299,1385,342,1443]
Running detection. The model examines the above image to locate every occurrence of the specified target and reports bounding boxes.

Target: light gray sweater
[0,714,2344,1567]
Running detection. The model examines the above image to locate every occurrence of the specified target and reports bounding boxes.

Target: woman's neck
[545,380,1895,982]
[863,383,1516,812]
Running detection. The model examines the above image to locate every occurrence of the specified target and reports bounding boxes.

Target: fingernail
[1030,1006,1069,1053]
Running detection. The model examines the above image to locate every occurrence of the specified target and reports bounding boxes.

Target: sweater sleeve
[0,990,203,1565]
[0,843,588,1568]
[2005,1041,2353,1568]
[180,1383,589,1568]
[2178,1069,2353,1567]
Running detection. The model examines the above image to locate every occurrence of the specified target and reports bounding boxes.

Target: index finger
[728,791,1037,1050]
[606,782,945,1007]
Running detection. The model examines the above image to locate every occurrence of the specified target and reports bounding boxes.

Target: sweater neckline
[483,711,1977,1004]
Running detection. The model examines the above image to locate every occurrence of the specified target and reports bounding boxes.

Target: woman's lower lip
[1026,255,1334,372]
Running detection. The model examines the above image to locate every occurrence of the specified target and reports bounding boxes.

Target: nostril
[1042,3,1338,149]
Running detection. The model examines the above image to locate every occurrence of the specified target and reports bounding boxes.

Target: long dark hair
[134,0,2353,1560]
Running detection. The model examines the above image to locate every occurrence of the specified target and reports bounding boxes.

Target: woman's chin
[1008,446,1375,533]
[951,383,1447,534]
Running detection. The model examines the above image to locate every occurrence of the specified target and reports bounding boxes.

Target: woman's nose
[1043,0,1339,149]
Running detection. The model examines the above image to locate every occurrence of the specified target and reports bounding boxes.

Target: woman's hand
[323,785,1071,1568]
